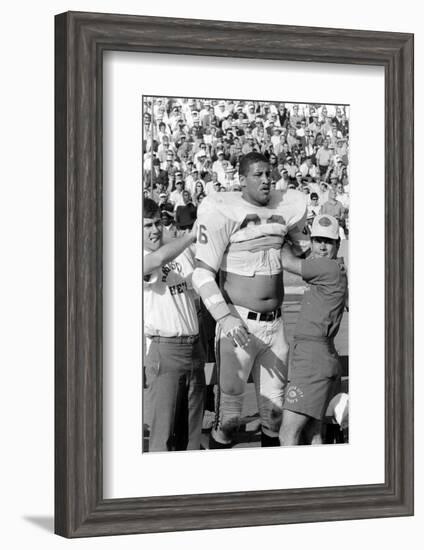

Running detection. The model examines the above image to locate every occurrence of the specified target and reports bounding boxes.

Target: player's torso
[217,191,302,277]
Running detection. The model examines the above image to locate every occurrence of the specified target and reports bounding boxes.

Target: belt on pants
[148,334,199,344]
[246,307,282,322]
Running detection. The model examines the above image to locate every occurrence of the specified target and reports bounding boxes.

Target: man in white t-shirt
[143,198,205,452]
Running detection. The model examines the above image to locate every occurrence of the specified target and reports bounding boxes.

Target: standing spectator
[315,139,334,177]
[175,191,197,230]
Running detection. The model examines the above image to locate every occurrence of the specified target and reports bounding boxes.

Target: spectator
[336,182,350,210]
[175,190,197,230]
[169,178,185,208]
[212,150,228,184]
[275,167,289,191]
[194,191,206,207]
[318,181,330,204]
[160,208,178,238]
[145,158,169,194]
[299,156,319,180]
[320,189,346,239]
[307,192,320,227]
[315,138,334,177]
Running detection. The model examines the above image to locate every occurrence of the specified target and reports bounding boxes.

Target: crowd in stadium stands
[143,98,350,237]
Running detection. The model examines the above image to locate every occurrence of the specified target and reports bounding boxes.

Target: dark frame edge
[54,11,70,538]
[54,11,414,538]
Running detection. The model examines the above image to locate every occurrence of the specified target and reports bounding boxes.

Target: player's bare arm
[192,259,250,348]
[281,242,302,276]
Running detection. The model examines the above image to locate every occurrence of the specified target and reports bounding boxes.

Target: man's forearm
[143,232,194,275]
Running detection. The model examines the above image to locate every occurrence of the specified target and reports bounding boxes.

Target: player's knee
[279,411,305,441]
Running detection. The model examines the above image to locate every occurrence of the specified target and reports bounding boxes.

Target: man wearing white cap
[279,214,348,446]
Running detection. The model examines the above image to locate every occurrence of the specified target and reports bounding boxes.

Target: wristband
[192,267,231,321]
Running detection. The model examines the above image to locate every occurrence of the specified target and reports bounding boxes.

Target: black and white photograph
[142,96,350,453]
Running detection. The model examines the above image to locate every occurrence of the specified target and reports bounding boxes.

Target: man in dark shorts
[279,214,348,445]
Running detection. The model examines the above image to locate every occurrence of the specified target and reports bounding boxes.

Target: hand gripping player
[192,152,310,448]
[279,214,348,446]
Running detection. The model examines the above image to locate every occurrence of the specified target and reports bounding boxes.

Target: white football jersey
[195,189,309,276]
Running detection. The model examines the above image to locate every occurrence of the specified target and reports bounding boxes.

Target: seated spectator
[284,155,298,180]
[223,165,239,190]
[186,169,205,197]
[194,191,206,206]
[318,181,330,204]
[193,180,205,197]
[299,156,319,180]
[294,171,304,189]
[307,192,320,227]
[160,208,178,238]
[169,179,185,208]
[275,167,289,191]
[320,189,346,239]
[336,182,350,210]
[158,192,174,214]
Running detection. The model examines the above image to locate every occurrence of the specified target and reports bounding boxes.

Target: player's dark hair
[143,197,160,219]
[238,152,268,177]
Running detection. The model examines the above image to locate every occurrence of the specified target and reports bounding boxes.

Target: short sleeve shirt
[295,257,347,339]
[143,248,199,337]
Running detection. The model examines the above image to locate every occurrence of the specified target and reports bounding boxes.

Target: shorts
[283,337,341,421]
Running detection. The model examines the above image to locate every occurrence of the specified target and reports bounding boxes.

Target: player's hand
[219,315,250,348]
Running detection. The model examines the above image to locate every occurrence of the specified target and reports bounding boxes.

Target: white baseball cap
[311,215,339,240]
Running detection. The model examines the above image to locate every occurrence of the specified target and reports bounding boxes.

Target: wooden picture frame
[55,11,414,538]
